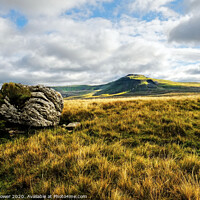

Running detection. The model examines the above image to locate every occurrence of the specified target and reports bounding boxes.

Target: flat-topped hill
[52,74,200,98]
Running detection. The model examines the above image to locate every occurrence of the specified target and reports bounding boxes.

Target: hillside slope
[94,74,158,96]
[52,74,200,98]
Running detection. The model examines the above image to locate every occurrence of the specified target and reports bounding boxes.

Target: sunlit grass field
[0,94,200,199]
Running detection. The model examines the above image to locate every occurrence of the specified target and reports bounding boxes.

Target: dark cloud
[184,0,200,12]
[169,15,200,43]
[0,0,111,17]
[169,0,200,44]
[186,68,200,75]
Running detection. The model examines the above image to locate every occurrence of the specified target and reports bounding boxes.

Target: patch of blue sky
[166,0,184,15]
[173,44,200,49]
[91,0,166,22]
[175,61,200,67]
[65,8,83,17]
[2,10,28,28]
[65,0,184,23]
[141,11,165,22]
[90,0,121,19]
[65,0,122,21]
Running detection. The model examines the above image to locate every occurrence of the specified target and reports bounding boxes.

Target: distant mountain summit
[95,74,158,95]
[52,74,200,98]
[126,74,146,77]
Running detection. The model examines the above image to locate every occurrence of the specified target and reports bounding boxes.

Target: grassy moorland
[0,94,200,199]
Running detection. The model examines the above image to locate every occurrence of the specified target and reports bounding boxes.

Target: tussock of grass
[0,82,31,108]
[0,94,200,199]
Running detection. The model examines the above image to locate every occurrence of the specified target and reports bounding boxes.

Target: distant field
[0,94,200,199]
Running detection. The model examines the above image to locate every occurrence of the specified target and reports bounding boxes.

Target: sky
[0,0,200,86]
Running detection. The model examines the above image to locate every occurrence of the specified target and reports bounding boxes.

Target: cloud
[169,0,200,44]
[1,13,200,85]
[0,14,173,85]
[129,0,165,11]
[0,18,21,56]
[128,0,177,18]
[0,0,199,86]
[162,64,200,82]
[1,14,181,85]
[171,48,200,62]
[169,14,200,43]
[0,0,112,17]
[186,67,200,75]
[184,0,200,12]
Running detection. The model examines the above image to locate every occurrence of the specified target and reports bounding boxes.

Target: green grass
[128,74,200,88]
[128,74,148,80]
[154,78,200,88]
[0,95,200,199]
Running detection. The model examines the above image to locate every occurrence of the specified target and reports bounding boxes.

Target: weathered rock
[0,84,64,127]
[66,122,81,130]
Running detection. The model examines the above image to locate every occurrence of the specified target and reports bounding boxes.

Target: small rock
[62,124,67,128]
[66,122,81,130]
[9,130,15,135]
[8,129,26,135]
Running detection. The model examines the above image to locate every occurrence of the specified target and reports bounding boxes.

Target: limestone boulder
[0,83,64,127]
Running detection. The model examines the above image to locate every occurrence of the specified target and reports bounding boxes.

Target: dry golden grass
[0,94,200,199]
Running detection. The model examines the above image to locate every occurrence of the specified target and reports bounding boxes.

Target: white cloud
[129,0,170,12]
[128,0,177,18]
[171,48,200,62]
[0,18,22,56]
[161,64,200,82]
